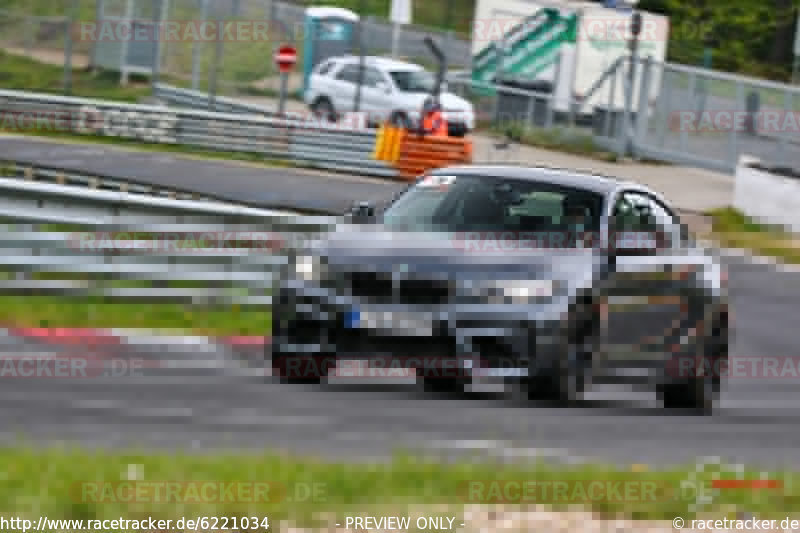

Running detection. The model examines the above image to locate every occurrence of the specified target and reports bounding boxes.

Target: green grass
[0,447,796,526]
[0,50,149,102]
[0,294,269,336]
[493,122,620,163]
[705,207,800,264]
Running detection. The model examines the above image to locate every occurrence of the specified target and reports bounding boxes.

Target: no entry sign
[274,45,297,74]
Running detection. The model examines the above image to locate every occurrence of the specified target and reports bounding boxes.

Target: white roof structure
[305,6,360,21]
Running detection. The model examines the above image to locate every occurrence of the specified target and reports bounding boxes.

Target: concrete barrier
[734,154,800,233]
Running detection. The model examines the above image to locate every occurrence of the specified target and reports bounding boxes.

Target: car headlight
[487,279,557,304]
[294,255,322,282]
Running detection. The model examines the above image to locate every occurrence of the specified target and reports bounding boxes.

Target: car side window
[335,64,360,84]
[316,60,334,76]
[363,67,385,88]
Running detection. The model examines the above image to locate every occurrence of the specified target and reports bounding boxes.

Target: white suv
[304,56,476,136]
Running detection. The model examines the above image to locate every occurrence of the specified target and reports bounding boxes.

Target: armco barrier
[0,173,334,306]
[0,89,396,178]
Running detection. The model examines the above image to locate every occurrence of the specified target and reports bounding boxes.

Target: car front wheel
[525,311,599,405]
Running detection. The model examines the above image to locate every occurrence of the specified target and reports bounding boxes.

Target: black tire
[311,97,337,122]
[417,366,470,395]
[525,312,599,405]
[270,314,335,384]
[659,314,727,414]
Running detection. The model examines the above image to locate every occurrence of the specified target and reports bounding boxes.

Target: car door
[361,67,394,123]
[329,63,359,112]
[602,190,693,365]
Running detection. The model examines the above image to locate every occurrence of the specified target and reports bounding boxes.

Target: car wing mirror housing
[348,201,376,223]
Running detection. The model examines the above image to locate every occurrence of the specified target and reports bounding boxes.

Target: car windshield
[389,69,436,93]
[381,174,604,246]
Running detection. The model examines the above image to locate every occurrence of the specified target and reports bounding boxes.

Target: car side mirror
[348,201,376,223]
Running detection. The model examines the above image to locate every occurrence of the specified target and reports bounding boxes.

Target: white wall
[734,155,800,234]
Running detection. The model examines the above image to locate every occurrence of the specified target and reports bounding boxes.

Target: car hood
[407,92,473,112]
[310,226,601,283]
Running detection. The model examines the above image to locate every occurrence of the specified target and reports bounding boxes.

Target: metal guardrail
[0,88,398,178]
[0,174,337,307]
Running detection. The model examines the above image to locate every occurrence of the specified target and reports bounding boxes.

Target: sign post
[274,44,297,115]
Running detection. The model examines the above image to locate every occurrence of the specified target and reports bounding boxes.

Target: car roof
[334,55,422,71]
[430,165,639,196]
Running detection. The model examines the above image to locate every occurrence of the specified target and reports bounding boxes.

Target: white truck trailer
[470,0,669,116]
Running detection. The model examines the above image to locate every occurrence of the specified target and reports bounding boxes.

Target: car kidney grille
[344,271,452,304]
[346,271,393,300]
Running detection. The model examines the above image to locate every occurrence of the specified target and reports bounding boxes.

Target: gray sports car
[271,166,729,413]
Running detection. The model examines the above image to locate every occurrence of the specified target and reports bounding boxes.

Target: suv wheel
[311,97,337,122]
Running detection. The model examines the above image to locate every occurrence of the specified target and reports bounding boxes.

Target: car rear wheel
[658,314,727,414]
[311,97,337,122]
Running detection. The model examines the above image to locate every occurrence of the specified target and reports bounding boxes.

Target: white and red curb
[3,326,269,348]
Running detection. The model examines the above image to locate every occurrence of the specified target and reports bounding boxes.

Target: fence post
[151,0,168,94]
[604,63,617,138]
[119,0,134,84]
[633,56,652,157]
[726,82,742,171]
[779,89,791,167]
[191,0,209,90]
[90,0,104,72]
[208,8,226,109]
[655,66,670,147]
[680,72,695,155]
[63,0,79,95]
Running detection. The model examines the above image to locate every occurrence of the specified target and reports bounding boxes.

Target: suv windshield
[381,174,604,245]
[389,70,436,93]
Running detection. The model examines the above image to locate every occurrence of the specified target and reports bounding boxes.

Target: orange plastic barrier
[393,133,473,181]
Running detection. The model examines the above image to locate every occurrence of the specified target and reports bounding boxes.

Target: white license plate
[348,308,433,337]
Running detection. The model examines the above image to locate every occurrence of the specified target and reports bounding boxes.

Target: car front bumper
[272,278,570,379]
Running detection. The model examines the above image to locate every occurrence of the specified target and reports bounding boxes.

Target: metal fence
[0,0,470,99]
[631,57,800,173]
[0,171,334,307]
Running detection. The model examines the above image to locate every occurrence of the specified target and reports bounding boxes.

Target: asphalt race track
[1,136,799,468]
[0,137,406,214]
